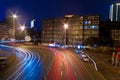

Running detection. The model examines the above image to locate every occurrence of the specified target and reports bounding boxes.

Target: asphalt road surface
[0,45,105,80]
[46,48,105,80]
[0,45,53,80]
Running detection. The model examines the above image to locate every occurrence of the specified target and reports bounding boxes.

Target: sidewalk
[85,49,120,80]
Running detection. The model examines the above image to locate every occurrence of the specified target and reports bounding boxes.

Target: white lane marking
[86,54,98,70]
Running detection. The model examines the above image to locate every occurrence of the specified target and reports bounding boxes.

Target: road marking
[85,53,106,80]
[61,71,63,76]
[74,71,77,76]
[86,54,98,71]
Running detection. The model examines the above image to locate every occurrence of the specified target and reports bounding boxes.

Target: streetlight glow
[12,14,18,19]
[116,3,120,5]
[11,13,18,40]
[64,23,68,46]
[20,25,25,31]
[64,24,68,29]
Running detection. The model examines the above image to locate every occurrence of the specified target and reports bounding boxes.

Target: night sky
[0,0,119,30]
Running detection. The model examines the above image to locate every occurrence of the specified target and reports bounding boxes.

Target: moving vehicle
[83,57,89,62]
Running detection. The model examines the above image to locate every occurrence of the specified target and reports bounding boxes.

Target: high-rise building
[42,15,99,45]
[109,3,120,21]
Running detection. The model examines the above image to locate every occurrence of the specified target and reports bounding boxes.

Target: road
[0,45,105,80]
[0,45,53,80]
[46,48,105,80]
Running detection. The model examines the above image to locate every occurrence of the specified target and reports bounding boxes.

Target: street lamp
[20,25,25,40]
[12,13,18,40]
[64,24,68,46]
[20,25,25,31]
[11,13,18,54]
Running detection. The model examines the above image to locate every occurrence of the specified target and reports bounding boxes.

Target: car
[48,43,55,47]
[81,54,87,57]
[48,42,62,48]
[83,57,89,62]
[55,42,62,47]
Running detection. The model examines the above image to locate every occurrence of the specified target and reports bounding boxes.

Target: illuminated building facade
[83,15,99,42]
[0,22,14,40]
[42,15,99,45]
[109,3,120,21]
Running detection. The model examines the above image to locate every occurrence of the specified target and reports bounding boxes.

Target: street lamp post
[20,25,25,40]
[12,13,17,54]
[64,24,68,46]
[12,14,17,40]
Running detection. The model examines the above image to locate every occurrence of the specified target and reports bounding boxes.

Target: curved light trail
[0,45,43,80]
[46,47,102,80]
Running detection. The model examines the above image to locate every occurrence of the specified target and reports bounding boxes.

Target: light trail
[3,46,42,80]
[7,48,33,80]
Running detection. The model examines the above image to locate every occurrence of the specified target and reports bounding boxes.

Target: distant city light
[77,45,83,49]
[92,26,95,29]
[109,4,113,21]
[116,3,120,5]
[109,3,120,21]
[20,25,25,31]
[31,19,35,28]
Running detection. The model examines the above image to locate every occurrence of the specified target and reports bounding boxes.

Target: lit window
[84,21,88,24]
[91,25,99,29]
[84,26,88,29]
[91,26,95,29]
[88,21,91,24]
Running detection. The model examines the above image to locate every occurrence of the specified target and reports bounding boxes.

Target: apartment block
[0,22,14,40]
[42,15,99,45]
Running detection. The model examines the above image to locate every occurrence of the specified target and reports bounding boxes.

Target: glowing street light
[64,23,68,46]
[12,14,17,19]
[20,25,25,31]
[12,13,18,40]
[20,25,26,40]
[64,24,68,29]
[11,13,18,54]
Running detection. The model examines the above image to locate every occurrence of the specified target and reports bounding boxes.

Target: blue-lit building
[83,15,99,39]
[109,3,120,21]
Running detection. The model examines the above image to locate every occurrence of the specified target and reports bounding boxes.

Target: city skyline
[0,0,119,30]
[109,3,120,21]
